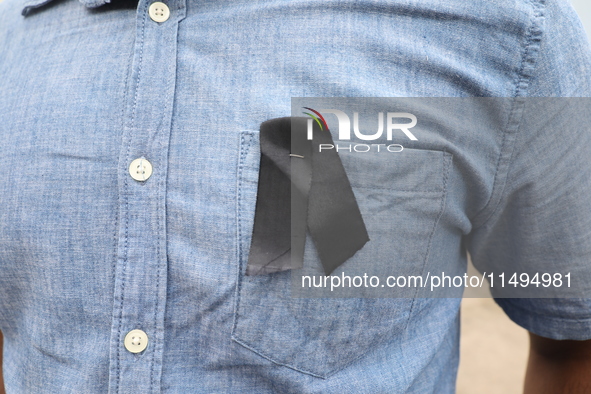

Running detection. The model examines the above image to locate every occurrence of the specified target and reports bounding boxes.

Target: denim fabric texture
[1,0,591,392]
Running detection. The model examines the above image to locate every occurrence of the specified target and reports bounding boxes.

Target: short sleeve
[467,0,591,340]
[468,98,591,339]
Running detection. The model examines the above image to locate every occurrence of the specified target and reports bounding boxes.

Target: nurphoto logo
[302,107,418,153]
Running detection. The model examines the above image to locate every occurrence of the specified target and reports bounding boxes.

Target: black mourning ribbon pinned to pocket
[245,117,369,276]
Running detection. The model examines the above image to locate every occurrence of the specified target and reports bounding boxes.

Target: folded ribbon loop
[246,117,369,276]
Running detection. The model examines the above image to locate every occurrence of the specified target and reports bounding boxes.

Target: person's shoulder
[527,0,591,97]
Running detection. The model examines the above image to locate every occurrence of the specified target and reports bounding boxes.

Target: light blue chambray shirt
[1,0,591,392]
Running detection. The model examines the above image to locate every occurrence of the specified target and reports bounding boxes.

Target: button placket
[108,0,186,391]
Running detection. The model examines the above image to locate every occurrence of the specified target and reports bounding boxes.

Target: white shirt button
[149,2,170,23]
[129,158,153,182]
[124,329,149,353]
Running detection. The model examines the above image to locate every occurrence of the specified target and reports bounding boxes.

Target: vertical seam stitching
[232,133,250,338]
[111,19,132,394]
[470,0,546,230]
[115,1,149,392]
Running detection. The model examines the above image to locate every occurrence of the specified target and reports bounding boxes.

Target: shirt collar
[22,0,111,16]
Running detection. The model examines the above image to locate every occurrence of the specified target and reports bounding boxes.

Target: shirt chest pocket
[233,130,452,378]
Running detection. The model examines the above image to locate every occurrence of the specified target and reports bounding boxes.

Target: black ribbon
[245,117,369,276]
